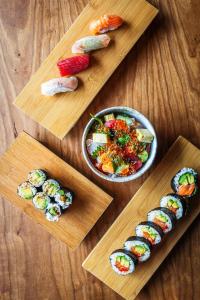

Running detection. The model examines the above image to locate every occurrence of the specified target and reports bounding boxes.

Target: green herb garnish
[117,134,130,146]
[90,113,103,126]
[92,146,105,159]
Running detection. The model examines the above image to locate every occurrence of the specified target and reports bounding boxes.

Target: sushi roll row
[17,169,74,222]
[109,167,198,276]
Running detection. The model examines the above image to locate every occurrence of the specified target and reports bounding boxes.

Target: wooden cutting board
[83,136,200,300]
[14,0,158,139]
[0,132,112,249]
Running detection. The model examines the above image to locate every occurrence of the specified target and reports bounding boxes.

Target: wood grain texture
[14,0,158,139]
[0,0,200,300]
[0,132,112,249]
[83,136,200,300]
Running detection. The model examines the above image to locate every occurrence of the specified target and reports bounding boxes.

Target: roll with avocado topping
[54,187,74,210]
[160,193,187,220]
[32,192,50,210]
[147,207,176,234]
[171,168,198,198]
[109,249,138,275]
[45,203,61,222]
[28,169,47,188]
[124,236,151,262]
[42,179,60,197]
[135,221,164,245]
[17,182,37,200]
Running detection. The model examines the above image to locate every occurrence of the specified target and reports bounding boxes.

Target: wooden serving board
[0,132,112,249]
[83,136,200,300]
[14,0,158,139]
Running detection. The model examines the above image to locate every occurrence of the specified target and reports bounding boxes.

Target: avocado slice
[134,245,146,254]
[168,199,179,209]
[23,188,33,199]
[138,150,148,163]
[116,115,133,126]
[179,173,195,185]
[115,164,129,175]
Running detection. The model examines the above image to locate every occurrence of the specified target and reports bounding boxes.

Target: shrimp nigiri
[41,77,78,96]
[89,15,123,35]
[72,34,110,54]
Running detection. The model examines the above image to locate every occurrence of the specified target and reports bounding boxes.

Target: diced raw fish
[41,77,78,96]
[72,34,110,54]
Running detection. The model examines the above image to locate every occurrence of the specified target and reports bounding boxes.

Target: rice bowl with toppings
[82,107,157,182]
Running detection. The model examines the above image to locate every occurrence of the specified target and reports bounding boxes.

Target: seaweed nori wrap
[109,249,138,275]
[171,167,198,198]
[135,221,164,245]
[124,236,151,262]
[160,193,187,220]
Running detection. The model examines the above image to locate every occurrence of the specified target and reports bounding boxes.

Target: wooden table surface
[0,1,199,300]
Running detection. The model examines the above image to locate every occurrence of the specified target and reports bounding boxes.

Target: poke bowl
[82,106,157,182]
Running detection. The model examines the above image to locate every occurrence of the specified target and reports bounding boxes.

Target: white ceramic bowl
[82,106,157,182]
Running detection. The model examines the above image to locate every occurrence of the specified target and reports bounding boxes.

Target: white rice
[45,203,61,222]
[160,195,183,219]
[136,224,162,245]
[109,252,135,275]
[147,210,173,233]
[124,240,150,262]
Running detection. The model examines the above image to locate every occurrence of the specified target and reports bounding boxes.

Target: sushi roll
[28,169,47,188]
[124,236,151,263]
[42,179,60,197]
[147,207,176,234]
[135,221,164,245]
[32,192,51,210]
[17,182,37,200]
[171,167,198,198]
[109,249,137,275]
[54,187,74,210]
[45,203,61,222]
[160,193,187,220]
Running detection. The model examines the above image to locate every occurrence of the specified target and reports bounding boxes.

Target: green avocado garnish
[179,173,195,185]
[156,214,168,223]
[168,199,179,209]
[138,150,148,163]
[23,188,33,199]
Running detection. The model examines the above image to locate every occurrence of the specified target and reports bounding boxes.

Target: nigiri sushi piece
[72,34,110,54]
[89,15,123,34]
[41,77,78,96]
[57,54,90,76]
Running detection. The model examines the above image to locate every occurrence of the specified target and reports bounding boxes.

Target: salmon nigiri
[89,15,123,35]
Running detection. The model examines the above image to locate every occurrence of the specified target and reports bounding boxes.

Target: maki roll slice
[124,236,151,262]
[45,203,61,222]
[42,179,60,197]
[147,207,176,234]
[160,193,187,220]
[54,187,74,210]
[171,168,198,198]
[28,169,47,188]
[135,221,164,245]
[109,249,137,275]
[32,192,51,210]
[17,182,37,200]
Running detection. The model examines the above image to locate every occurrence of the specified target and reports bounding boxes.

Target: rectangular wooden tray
[0,132,112,249]
[83,136,200,299]
[14,0,158,139]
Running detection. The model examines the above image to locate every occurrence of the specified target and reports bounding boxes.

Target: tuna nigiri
[89,15,123,35]
[57,54,90,76]
[41,77,78,96]
[72,34,110,54]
